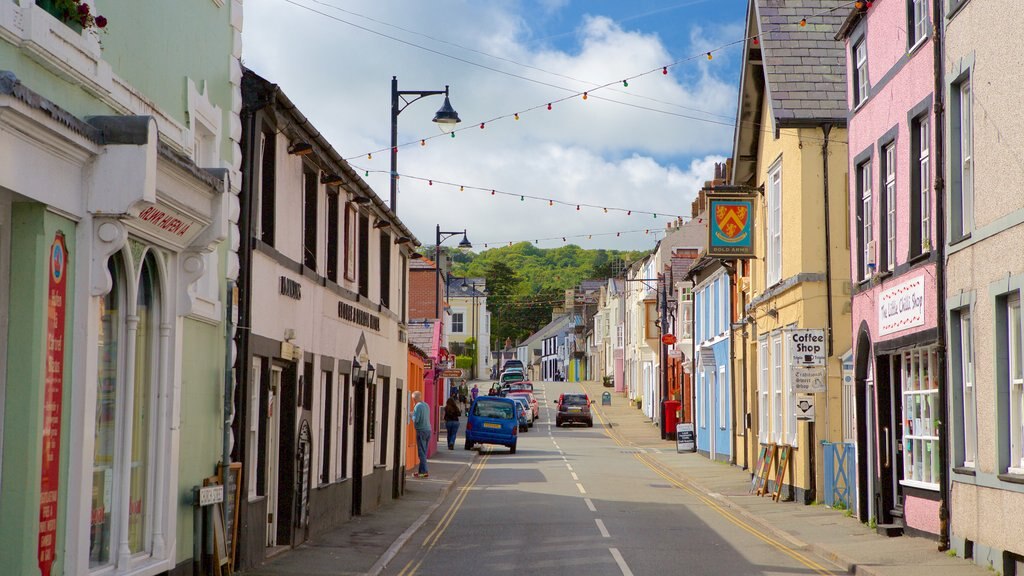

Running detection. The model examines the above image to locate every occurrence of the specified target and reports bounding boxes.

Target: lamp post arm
[390,76,448,213]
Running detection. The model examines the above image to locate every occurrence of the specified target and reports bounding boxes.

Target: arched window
[89,250,163,568]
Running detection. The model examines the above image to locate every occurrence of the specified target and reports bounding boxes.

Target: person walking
[458,382,469,410]
[470,383,479,403]
[443,395,462,450]
[411,391,431,478]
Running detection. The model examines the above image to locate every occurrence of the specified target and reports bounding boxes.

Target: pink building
[839,0,945,540]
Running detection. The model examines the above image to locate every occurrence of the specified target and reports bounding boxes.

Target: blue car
[465,396,519,453]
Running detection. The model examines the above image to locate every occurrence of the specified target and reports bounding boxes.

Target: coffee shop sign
[878,276,926,336]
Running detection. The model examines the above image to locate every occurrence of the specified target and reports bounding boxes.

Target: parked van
[465,396,520,453]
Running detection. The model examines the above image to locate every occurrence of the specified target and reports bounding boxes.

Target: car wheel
[587,420,593,428]
[509,443,517,454]
[555,420,561,427]
[464,440,474,450]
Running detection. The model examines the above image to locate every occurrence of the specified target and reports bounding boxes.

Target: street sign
[676,423,695,452]
[796,393,815,421]
[661,334,677,345]
[440,369,465,378]
[792,366,827,393]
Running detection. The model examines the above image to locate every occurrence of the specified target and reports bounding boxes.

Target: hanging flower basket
[36,0,107,31]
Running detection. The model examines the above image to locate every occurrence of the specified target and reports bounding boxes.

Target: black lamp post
[435,226,472,319]
[390,76,460,214]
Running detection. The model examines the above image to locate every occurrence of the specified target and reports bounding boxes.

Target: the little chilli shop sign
[706,196,756,259]
[878,276,926,336]
[39,232,68,576]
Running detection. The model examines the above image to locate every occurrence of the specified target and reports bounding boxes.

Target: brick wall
[409,268,439,319]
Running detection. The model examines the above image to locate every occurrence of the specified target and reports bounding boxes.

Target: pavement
[240,380,987,576]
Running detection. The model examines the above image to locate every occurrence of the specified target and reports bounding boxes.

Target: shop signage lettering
[878,276,926,336]
[279,276,302,300]
[337,301,380,331]
[39,232,68,576]
[786,329,827,393]
[137,205,193,236]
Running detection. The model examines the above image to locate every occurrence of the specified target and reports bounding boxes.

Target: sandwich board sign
[676,423,695,453]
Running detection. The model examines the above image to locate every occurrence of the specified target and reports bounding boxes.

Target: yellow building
[729,0,853,503]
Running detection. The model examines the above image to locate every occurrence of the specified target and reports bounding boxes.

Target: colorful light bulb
[662,67,668,75]
[547,103,552,110]
[800,18,807,26]
[514,113,519,120]
[623,80,629,87]
[368,153,372,160]
[707,52,713,60]
[480,123,485,129]
[753,36,759,46]
[582,92,588,100]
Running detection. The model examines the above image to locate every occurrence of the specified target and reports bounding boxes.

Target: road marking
[576,482,587,494]
[609,548,634,576]
[566,463,573,471]
[571,472,579,481]
[595,518,610,537]
[584,497,597,512]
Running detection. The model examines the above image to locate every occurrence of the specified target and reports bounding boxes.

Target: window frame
[910,116,932,256]
[899,347,941,489]
[767,162,783,286]
[908,0,929,49]
[1009,295,1024,473]
[858,160,874,280]
[883,143,896,271]
[451,311,465,334]
[958,310,977,468]
[854,39,869,107]
[772,332,784,444]
[718,365,727,430]
[759,337,769,439]
[344,203,357,281]
[954,78,974,239]
[302,167,319,271]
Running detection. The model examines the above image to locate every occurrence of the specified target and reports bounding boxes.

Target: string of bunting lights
[472,227,671,249]
[333,0,860,163]
[348,163,690,220]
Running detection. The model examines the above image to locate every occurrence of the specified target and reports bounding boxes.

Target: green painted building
[0,1,242,575]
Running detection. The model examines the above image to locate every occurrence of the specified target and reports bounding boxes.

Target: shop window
[90,252,163,568]
[336,375,350,480]
[900,347,940,488]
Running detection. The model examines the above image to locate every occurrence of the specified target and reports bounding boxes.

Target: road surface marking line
[595,518,610,538]
[576,482,587,494]
[571,472,579,481]
[584,497,597,512]
[634,453,836,576]
[420,453,490,551]
[566,464,573,471]
[609,548,634,576]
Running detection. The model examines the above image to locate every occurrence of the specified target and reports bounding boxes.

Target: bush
[455,355,473,369]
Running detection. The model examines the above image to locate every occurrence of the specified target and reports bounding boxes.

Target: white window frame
[919,118,931,251]
[860,161,873,280]
[767,162,783,286]
[899,347,941,489]
[1009,295,1024,473]
[699,372,706,429]
[910,0,929,48]
[248,358,263,500]
[959,310,977,468]
[772,333,784,444]
[719,365,727,430]
[451,311,465,334]
[616,325,624,349]
[759,338,769,439]
[884,144,896,271]
[958,79,974,237]
[855,40,868,105]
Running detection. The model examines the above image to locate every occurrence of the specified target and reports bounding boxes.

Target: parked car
[508,391,539,420]
[500,370,526,385]
[507,381,534,394]
[465,396,519,453]
[503,359,524,372]
[554,393,593,427]
[512,396,533,429]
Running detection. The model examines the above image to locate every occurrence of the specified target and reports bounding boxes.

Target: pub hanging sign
[706,195,756,259]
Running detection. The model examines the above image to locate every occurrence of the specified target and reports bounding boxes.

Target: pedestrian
[411,391,431,478]
[458,382,469,410]
[471,383,479,403]
[444,395,462,450]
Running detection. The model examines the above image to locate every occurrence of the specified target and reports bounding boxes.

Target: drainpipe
[727,262,738,466]
[821,123,835,359]
[932,0,950,551]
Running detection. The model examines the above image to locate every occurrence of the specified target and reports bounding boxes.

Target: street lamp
[435,225,472,319]
[390,76,461,214]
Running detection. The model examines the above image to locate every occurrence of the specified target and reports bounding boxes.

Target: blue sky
[244,0,749,250]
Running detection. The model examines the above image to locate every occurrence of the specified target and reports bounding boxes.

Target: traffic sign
[440,369,465,378]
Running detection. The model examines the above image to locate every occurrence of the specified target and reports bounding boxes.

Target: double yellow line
[590,398,837,576]
[397,453,491,576]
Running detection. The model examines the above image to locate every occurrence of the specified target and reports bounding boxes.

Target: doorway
[265,366,282,547]
[351,379,366,516]
[393,387,403,499]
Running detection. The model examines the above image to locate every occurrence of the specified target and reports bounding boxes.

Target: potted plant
[37,0,107,31]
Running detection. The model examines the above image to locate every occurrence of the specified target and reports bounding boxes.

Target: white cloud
[242,0,737,250]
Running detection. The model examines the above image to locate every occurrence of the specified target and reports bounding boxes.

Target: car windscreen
[562,395,588,407]
[501,373,525,383]
[473,400,514,419]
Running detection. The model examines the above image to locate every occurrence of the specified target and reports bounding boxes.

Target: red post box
[663,400,681,436]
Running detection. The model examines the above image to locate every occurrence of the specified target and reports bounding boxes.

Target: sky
[243,0,748,251]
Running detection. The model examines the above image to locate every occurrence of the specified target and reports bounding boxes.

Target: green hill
[439,242,648,347]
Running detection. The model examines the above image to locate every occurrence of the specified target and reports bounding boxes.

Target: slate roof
[447,277,487,297]
[755,0,848,123]
[407,320,436,354]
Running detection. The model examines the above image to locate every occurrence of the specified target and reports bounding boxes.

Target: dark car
[465,396,519,453]
[503,359,524,372]
[554,393,593,427]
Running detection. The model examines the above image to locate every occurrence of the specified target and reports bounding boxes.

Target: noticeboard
[676,423,695,452]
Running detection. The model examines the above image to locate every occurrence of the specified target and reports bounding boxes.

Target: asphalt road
[387,381,842,576]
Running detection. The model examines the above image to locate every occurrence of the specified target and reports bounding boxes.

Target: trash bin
[663,400,681,436]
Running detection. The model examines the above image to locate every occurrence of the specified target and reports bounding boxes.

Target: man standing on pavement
[411,391,431,478]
